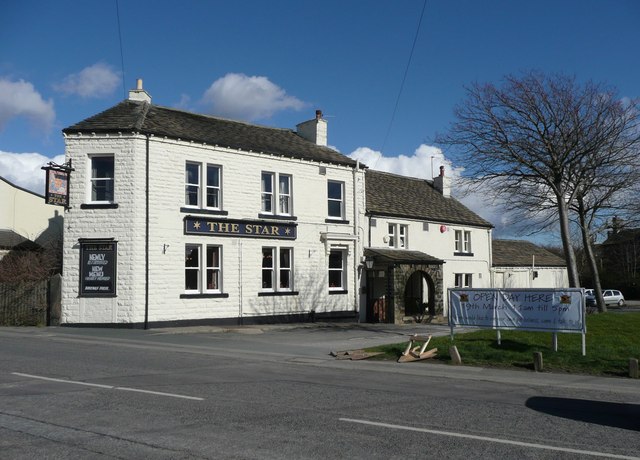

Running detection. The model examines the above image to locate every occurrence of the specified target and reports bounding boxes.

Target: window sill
[258,213,298,221]
[325,218,350,224]
[180,207,229,216]
[81,203,119,209]
[453,252,474,257]
[180,293,230,299]
[328,289,348,295]
[258,291,299,297]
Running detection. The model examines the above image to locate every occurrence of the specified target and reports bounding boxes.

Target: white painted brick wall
[62,133,365,324]
[368,216,493,314]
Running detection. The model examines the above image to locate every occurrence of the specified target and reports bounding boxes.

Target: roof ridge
[135,101,151,131]
[150,103,296,133]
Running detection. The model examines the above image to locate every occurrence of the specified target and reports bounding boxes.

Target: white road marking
[115,386,204,400]
[339,418,640,460]
[12,373,113,388]
[11,372,203,401]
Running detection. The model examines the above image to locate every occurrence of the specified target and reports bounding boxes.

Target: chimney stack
[433,165,451,197]
[297,109,327,146]
[128,78,151,103]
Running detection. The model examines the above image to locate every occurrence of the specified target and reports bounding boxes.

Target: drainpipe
[353,161,360,317]
[144,134,150,329]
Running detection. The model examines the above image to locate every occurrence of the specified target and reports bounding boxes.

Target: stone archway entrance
[403,270,435,320]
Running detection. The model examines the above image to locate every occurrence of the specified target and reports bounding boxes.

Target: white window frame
[261,172,292,216]
[327,180,345,219]
[261,247,293,292]
[205,164,221,210]
[463,230,472,253]
[185,244,222,293]
[185,162,222,210]
[388,223,408,249]
[89,155,115,203]
[455,230,472,253]
[328,248,346,290]
[455,273,473,288]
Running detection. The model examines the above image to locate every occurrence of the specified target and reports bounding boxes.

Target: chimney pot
[316,109,323,120]
[137,78,143,90]
[439,166,445,177]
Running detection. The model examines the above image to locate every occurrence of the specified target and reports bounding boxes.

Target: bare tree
[439,71,640,288]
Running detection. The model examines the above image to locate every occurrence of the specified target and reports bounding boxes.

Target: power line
[115,0,126,99]
[379,0,428,157]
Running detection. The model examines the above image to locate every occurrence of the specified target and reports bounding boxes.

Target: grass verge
[366,312,640,377]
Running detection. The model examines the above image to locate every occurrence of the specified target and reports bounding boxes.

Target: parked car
[584,289,625,307]
[584,289,626,307]
[584,289,596,308]
[603,289,625,307]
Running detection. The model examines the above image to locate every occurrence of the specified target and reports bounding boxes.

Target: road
[0,325,638,459]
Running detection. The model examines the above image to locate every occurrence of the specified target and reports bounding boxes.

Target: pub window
[388,223,408,249]
[262,247,293,291]
[327,180,344,219]
[90,155,114,202]
[185,162,222,210]
[454,273,473,288]
[185,244,222,293]
[455,230,472,254]
[328,249,346,290]
[261,172,292,216]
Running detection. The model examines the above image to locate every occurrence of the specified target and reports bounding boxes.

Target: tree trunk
[557,196,580,287]
[577,197,607,312]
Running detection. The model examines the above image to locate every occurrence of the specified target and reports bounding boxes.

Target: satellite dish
[440,225,447,233]
[383,236,390,243]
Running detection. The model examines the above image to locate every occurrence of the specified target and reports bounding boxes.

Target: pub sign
[80,240,117,296]
[184,217,297,240]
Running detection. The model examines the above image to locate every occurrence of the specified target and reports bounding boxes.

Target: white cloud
[54,63,120,99]
[0,78,55,133]
[349,144,450,180]
[201,73,306,121]
[348,143,520,237]
[0,151,65,195]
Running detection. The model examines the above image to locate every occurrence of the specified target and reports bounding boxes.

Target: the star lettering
[193,221,201,230]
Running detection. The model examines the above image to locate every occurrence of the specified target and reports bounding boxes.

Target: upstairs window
[90,156,114,202]
[327,180,344,219]
[261,172,292,215]
[455,230,472,254]
[185,162,222,210]
[388,223,408,249]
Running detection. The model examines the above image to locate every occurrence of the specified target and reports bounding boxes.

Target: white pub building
[61,81,499,327]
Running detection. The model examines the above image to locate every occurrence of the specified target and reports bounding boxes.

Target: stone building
[362,168,494,323]
[61,81,365,326]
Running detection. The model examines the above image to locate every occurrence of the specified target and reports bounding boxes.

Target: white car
[602,289,625,307]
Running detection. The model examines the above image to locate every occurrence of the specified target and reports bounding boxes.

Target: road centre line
[339,418,640,460]
[11,372,204,401]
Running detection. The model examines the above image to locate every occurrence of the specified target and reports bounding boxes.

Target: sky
[1,0,639,243]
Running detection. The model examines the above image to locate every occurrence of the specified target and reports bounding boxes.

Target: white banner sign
[448,288,585,333]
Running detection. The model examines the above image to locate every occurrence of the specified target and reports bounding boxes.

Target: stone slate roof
[364,248,444,265]
[63,100,358,167]
[365,170,492,228]
[492,239,566,267]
